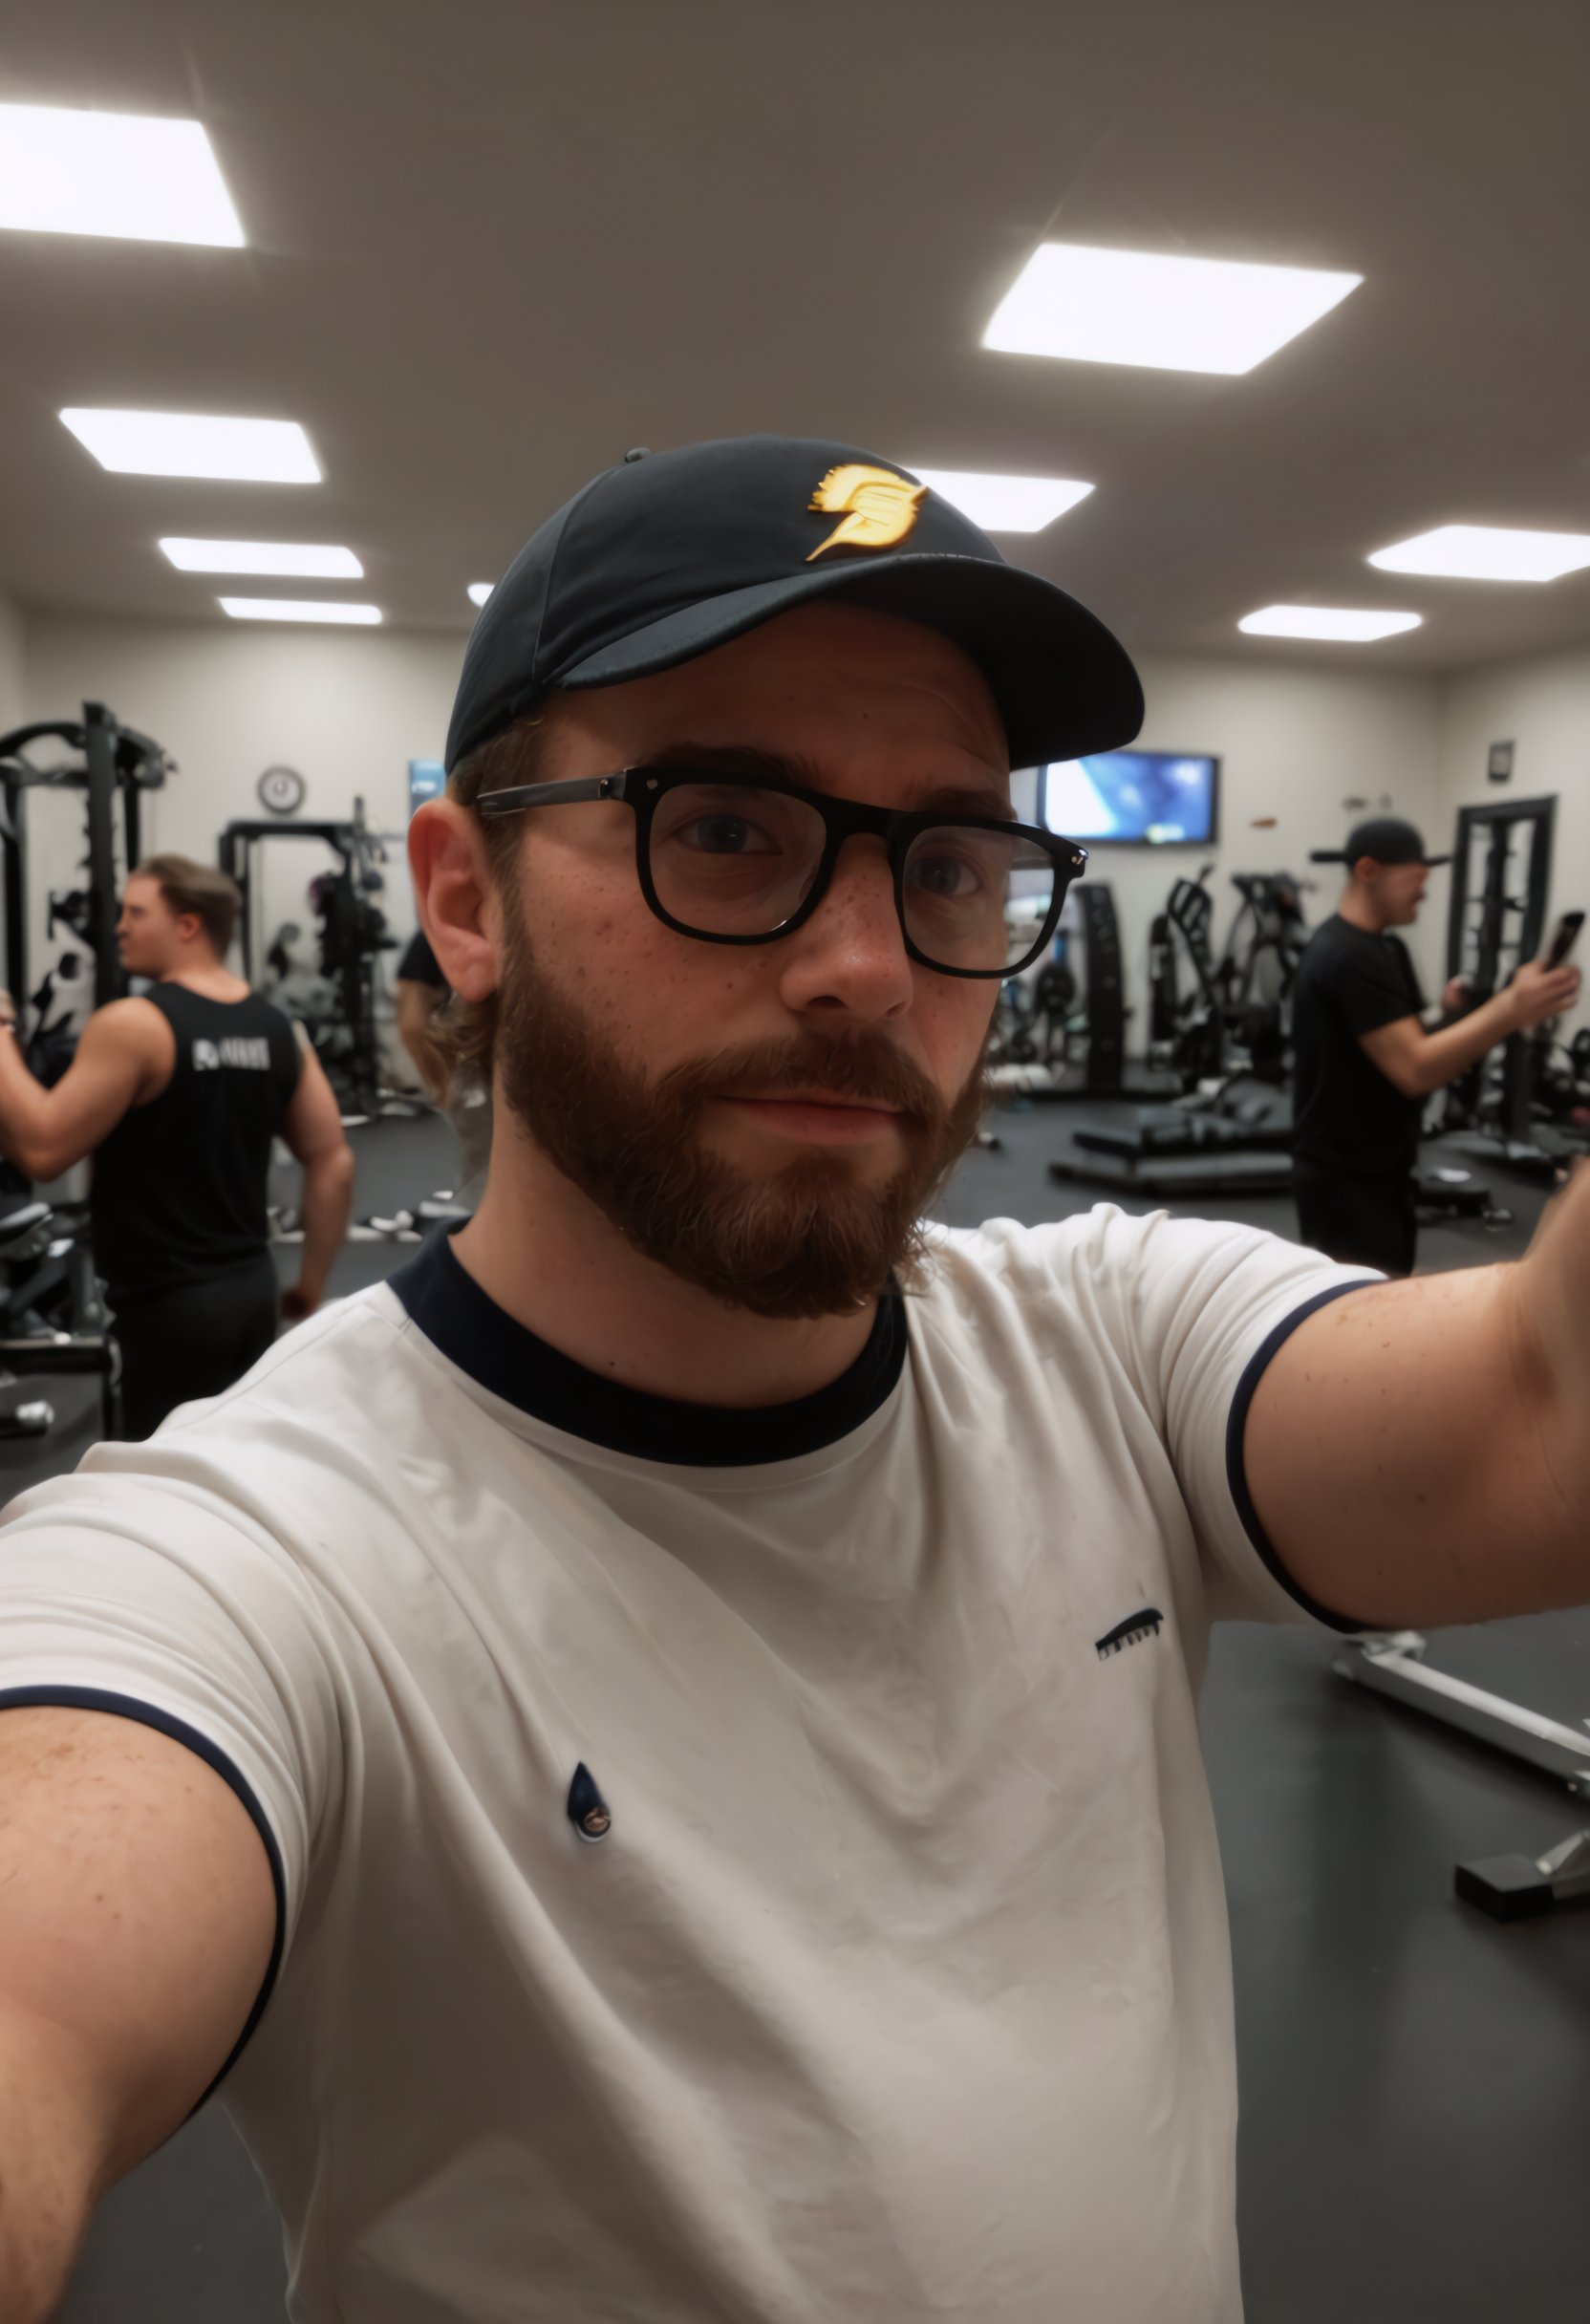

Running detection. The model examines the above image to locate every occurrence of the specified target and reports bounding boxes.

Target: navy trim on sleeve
[1223,1280,1380,1633]
[0,1686,288,2107]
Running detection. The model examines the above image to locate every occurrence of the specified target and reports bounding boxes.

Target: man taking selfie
[0,438,1585,2323]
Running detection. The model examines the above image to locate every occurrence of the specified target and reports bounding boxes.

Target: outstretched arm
[0,1707,277,2323]
[0,1001,170,1181]
[1243,1162,1590,1627]
[1360,954,1580,1100]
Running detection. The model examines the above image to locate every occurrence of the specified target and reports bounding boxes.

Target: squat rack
[0,701,172,1012]
[0,703,164,1440]
[1443,792,1556,1001]
[1442,793,1556,1149]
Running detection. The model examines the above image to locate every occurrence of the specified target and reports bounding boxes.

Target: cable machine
[218,799,398,1116]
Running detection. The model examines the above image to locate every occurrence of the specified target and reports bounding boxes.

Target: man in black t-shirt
[0,854,355,1436]
[1292,817,1579,1274]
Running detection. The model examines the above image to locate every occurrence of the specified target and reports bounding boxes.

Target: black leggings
[112,1258,281,1440]
[1293,1164,1417,1278]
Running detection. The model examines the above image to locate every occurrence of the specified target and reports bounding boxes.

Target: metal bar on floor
[1334,1631,1590,1790]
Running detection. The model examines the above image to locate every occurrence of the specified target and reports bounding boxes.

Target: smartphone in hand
[1545,910,1584,969]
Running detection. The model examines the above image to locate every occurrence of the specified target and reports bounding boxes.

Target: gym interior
[0,6,1586,2321]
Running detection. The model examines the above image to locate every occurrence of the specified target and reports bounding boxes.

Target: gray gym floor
[7,1104,1583,2323]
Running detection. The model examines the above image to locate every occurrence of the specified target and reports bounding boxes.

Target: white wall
[1434,643,1590,1038]
[0,595,25,737]
[23,615,1587,1059]
[22,613,464,980]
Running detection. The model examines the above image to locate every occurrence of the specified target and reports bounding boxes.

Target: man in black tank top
[0,853,355,1436]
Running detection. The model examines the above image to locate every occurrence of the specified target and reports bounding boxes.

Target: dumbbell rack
[1335,1630,1590,1920]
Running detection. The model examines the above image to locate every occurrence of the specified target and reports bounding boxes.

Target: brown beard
[491,901,989,1319]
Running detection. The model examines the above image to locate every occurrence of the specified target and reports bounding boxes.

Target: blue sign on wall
[409,758,445,817]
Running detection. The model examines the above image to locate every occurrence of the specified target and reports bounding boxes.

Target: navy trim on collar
[389,1230,906,1466]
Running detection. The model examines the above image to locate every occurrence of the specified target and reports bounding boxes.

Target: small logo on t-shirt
[567,1761,612,1842]
[192,1035,271,1072]
[1095,1606,1164,1661]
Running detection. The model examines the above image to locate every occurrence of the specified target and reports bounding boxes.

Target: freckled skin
[410,603,1014,1405]
[488,604,1008,1191]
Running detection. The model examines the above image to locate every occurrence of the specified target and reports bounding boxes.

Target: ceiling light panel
[911,469,1094,532]
[1367,525,1590,582]
[60,409,320,483]
[161,539,361,578]
[0,104,243,247]
[1239,605,1423,641]
[467,582,495,607]
[221,598,380,625]
[983,242,1362,376]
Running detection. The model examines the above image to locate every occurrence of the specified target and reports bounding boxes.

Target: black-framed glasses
[477,766,1087,979]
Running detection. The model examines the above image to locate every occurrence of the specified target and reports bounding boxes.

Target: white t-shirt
[0,1208,1370,2323]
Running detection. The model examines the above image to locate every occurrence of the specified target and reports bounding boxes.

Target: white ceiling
[2,0,1589,675]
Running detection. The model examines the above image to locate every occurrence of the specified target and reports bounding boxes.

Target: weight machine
[989,959,1078,1075]
[1147,867,1309,1095]
[1048,865,1310,1195]
[219,800,399,1117]
[1220,872,1309,1082]
[1146,869,1224,1087]
[987,883,1167,1102]
[0,1198,119,1440]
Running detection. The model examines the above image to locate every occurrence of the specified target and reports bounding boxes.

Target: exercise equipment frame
[0,701,171,1011]
[1335,1631,1590,1920]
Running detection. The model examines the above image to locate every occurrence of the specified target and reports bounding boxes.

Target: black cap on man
[446,435,1144,775]
[1311,817,1450,870]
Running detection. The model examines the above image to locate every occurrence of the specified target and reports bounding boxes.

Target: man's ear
[408,801,504,1001]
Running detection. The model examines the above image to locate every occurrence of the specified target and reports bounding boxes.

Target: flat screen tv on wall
[1039,750,1220,847]
[409,758,444,817]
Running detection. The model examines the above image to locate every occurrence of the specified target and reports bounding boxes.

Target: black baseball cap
[1311,816,1450,870]
[443,435,1144,773]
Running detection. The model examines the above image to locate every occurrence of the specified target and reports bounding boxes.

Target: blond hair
[136,853,243,957]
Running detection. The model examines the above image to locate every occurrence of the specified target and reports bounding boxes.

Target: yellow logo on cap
[806,464,926,561]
